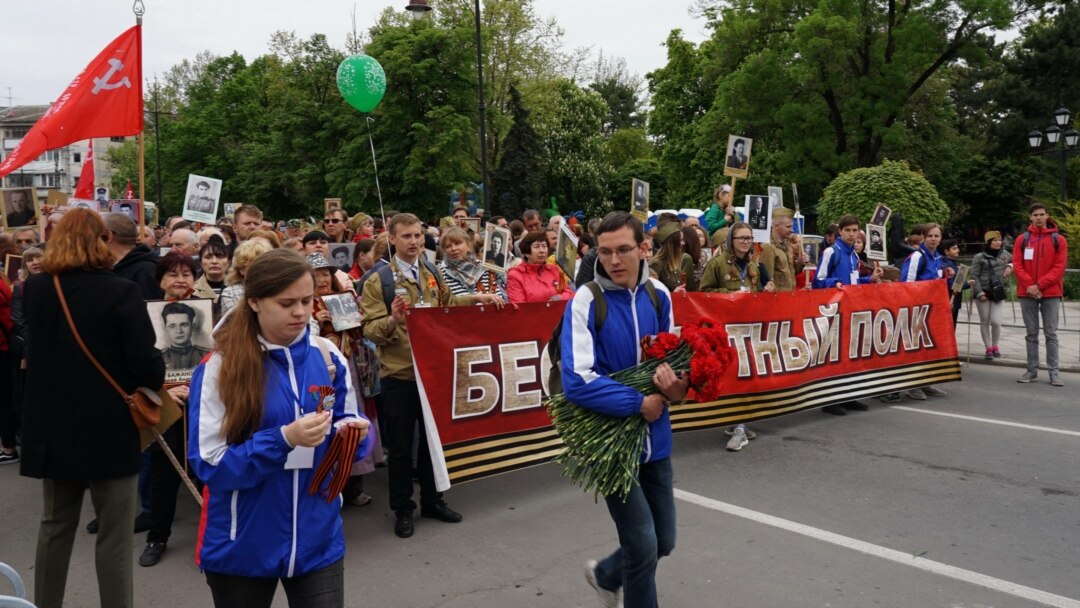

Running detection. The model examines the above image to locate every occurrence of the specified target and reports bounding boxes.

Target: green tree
[535,79,613,218]
[101,140,139,195]
[817,160,949,228]
[336,16,481,219]
[491,85,546,218]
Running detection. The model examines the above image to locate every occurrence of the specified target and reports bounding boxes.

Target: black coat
[113,244,165,300]
[19,270,165,480]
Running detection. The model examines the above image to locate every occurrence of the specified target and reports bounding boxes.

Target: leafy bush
[1052,199,1080,269]
[817,160,950,229]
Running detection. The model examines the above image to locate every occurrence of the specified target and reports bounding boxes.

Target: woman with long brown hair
[20,208,165,608]
[650,222,698,292]
[188,249,371,607]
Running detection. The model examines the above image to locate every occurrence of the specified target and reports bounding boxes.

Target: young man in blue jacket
[560,211,688,608]
[812,214,882,414]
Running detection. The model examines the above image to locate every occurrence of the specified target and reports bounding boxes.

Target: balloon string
[366,116,390,265]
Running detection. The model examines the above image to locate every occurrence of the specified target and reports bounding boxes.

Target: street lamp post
[406,0,489,214]
[1027,106,1079,203]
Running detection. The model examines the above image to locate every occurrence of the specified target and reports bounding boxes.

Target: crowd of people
[0,195,1067,608]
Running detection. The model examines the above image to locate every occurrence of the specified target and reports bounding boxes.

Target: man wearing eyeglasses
[324,207,352,243]
[561,211,686,608]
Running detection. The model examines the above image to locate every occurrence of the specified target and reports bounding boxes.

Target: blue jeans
[595,457,676,608]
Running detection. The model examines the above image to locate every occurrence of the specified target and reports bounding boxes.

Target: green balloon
[337,54,386,113]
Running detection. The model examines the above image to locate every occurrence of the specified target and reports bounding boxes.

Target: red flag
[0,25,142,178]
[73,140,95,199]
[124,180,134,200]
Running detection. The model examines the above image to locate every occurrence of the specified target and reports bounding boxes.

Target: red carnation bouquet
[546,319,735,499]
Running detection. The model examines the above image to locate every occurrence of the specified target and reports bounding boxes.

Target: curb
[957,355,1080,374]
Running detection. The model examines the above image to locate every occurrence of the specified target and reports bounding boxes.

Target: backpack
[376,258,446,313]
[1019,231,1060,253]
[545,280,662,396]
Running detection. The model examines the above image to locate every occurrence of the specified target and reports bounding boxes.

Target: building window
[36,174,57,188]
[74,152,82,163]
[6,174,33,188]
[37,149,60,163]
[5,127,29,138]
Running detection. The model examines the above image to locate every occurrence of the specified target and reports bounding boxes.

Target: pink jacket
[506,262,575,304]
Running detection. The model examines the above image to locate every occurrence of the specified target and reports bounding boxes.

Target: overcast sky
[1,0,709,107]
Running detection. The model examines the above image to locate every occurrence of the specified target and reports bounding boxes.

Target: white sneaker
[905,388,927,401]
[584,560,622,608]
[922,386,947,397]
[726,428,749,451]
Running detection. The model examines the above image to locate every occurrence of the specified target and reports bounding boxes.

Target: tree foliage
[535,79,614,218]
[817,160,949,228]
[491,85,546,218]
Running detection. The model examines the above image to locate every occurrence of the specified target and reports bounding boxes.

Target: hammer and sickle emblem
[92,59,132,94]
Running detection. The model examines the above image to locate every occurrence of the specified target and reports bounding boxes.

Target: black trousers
[147,422,183,544]
[204,558,343,608]
[381,377,441,513]
[0,350,17,449]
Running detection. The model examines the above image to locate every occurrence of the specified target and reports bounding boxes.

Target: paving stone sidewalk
[954,299,1080,374]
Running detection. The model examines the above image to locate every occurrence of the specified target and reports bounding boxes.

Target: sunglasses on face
[324,218,343,224]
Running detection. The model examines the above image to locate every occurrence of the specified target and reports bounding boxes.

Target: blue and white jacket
[188,329,371,578]
[901,242,944,282]
[560,260,675,465]
[813,238,871,288]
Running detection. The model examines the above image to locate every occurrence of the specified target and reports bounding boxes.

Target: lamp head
[1053,107,1071,128]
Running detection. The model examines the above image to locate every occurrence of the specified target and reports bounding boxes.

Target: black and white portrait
[631,178,650,219]
[866,224,887,262]
[148,299,214,383]
[95,187,110,204]
[330,243,355,273]
[745,195,771,235]
[321,292,362,332]
[110,201,138,222]
[555,221,579,281]
[1,188,38,229]
[723,135,753,179]
[802,242,819,269]
[483,223,512,273]
[870,203,892,227]
[182,174,223,224]
[768,186,783,210]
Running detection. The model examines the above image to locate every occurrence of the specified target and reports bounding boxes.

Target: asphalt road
[1,363,1077,608]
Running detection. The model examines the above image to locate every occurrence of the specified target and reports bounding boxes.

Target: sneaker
[348,493,373,507]
[992,346,1002,358]
[584,560,621,608]
[842,401,869,411]
[1017,372,1037,383]
[923,386,948,397]
[905,389,927,401]
[984,347,994,360]
[726,428,749,451]
[724,426,757,440]
[138,542,167,567]
[878,393,901,403]
[0,450,18,465]
[1049,373,1064,387]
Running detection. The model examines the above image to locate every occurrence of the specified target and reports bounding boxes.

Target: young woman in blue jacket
[188,249,371,608]
[899,223,951,401]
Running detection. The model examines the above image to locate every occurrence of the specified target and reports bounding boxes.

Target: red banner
[411,281,960,490]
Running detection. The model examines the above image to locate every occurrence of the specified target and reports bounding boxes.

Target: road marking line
[674,488,1080,608]
[889,406,1080,438]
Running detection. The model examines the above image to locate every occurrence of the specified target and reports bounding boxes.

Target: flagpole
[135,0,145,232]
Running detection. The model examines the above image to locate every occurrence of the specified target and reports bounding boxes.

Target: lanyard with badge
[737,260,751,292]
[281,360,318,470]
